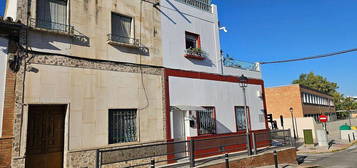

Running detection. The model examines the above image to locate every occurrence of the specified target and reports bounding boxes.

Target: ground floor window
[109,109,137,144]
[235,106,248,131]
[197,107,216,135]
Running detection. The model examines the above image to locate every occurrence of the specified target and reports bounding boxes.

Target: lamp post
[239,75,252,155]
[289,107,297,139]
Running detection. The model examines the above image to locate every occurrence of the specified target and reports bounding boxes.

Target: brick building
[265,84,336,122]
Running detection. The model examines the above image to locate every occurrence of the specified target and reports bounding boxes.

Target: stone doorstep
[157,147,295,168]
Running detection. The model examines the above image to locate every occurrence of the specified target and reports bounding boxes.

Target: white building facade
[0,37,8,137]
[160,0,268,143]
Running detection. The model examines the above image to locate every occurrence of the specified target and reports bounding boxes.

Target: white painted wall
[0,37,8,137]
[223,66,262,79]
[275,117,318,142]
[4,0,18,20]
[161,0,222,74]
[160,0,262,79]
[169,76,267,136]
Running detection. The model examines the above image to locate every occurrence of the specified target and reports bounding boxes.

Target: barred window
[197,107,216,135]
[109,109,137,144]
[235,106,247,131]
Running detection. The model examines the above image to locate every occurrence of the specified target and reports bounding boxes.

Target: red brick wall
[2,65,15,137]
[203,148,297,168]
[0,47,16,168]
[0,137,12,168]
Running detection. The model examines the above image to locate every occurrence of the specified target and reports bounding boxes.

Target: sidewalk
[297,140,357,154]
[256,164,318,168]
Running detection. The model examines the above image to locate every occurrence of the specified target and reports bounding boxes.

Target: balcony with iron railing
[107,34,140,48]
[29,18,74,35]
[175,0,212,12]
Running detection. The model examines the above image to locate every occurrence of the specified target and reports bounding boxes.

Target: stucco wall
[169,76,267,133]
[161,0,222,74]
[0,37,8,137]
[26,0,162,66]
[275,117,318,142]
[23,62,165,151]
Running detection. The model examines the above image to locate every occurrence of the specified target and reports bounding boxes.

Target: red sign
[319,115,328,123]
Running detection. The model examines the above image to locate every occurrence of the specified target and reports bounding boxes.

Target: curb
[297,141,357,154]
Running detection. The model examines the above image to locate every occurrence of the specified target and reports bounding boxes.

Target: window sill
[29,27,74,37]
[184,54,205,60]
[107,40,140,49]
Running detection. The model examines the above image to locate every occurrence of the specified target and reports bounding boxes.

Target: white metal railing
[175,0,212,12]
[223,55,261,72]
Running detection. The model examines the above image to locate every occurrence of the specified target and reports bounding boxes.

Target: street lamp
[239,75,252,155]
[289,107,297,139]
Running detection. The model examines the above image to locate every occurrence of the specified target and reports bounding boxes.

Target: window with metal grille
[36,0,69,32]
[235,106,248,131]
[109,109,137,144]
[197,107,216,135]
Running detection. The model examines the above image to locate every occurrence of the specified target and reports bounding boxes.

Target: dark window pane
[235,106,247,131]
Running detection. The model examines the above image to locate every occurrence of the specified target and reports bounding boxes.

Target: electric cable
[260,48,357,65]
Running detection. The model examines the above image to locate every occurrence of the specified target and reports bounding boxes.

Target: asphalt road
[299,144,357,168]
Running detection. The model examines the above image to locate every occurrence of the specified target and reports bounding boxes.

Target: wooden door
[26,105,66,168]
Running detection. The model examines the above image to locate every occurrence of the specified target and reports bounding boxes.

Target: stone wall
[67,141,168,168]
[10,53,166,168]
[202,147,297,168]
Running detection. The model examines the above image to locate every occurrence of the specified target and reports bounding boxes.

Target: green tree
[292,72,339,95]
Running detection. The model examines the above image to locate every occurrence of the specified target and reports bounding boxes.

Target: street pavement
[299,144,357,168]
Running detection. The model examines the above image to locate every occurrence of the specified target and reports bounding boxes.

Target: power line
[260,48,357,65]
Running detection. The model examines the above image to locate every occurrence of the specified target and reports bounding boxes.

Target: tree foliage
[292,72,356,111]
[292,72,338,95]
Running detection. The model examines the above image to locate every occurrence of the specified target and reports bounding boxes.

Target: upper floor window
[109,109,137,144]
[36,0,69,32]
[185,32,200,49]
[185,32,206,60]
[110,13,136,45]
[197,107,216,135]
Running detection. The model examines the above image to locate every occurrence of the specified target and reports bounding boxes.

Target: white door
[0,37,8,137]
[172,110,187,159]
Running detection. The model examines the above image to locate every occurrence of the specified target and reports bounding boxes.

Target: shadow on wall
[111,45,150,56]
[165,0,191,23]
[187,56,214,67]
[72,28,90,46]
[29,29,91,50]
[216,120,233,134]
[155,6,176,24]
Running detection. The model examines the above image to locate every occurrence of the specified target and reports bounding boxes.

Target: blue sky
[0,0,4,16]
[0,1,356,95]
[213,0,357,96]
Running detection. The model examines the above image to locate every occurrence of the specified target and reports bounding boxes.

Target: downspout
[18,0,31,157]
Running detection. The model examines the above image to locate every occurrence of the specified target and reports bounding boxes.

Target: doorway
[172,109,187,159]
[25,105,66,168]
